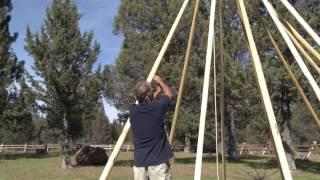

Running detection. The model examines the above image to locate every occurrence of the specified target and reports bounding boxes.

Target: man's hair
[134,81,152,103]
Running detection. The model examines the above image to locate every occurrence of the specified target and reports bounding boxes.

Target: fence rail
[0,143,60,153]
[0,143,184,153]
[0,142,319,159]
[237,141,320,159]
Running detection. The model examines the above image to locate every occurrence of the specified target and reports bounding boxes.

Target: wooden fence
[237,141,320,159]
[0,143,60,153]
[0,143,184,153]
[1,142,319,159]
[79,144,184,152]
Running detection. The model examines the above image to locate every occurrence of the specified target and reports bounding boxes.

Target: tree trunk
[62,142,72,169]
[62,113,72,169]
[279,88,296,170]
[226,103,239,161]
[281,122,296,170]
[184,132,191,153]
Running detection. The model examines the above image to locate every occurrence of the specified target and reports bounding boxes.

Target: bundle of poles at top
[99,0,320,179]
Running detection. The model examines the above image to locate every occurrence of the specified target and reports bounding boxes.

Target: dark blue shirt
[129,95,174,167]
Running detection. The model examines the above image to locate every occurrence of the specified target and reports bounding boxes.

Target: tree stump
[75,145,108,166]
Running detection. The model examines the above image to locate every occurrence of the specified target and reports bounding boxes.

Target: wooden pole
[279,0,320,46]
[99,0,190,179]
[285,27,320,75]
[169,0,201,145]
[210,0,220,177]
[267,30,320,127]
[214,6,219,179]
[286,22,320,62]
[237,1,293,179]
[219,0,226,178]
[194,0,217,179]
[262,0,320,102]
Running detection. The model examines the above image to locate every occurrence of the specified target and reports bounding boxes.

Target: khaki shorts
[133,163,172,180]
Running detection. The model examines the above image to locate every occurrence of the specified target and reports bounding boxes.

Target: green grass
[0,152,319,180]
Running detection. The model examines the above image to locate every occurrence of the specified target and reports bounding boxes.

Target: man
[129,75,174,180]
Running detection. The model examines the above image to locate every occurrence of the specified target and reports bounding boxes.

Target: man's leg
[148,163,172,180]
[133,166,149,180]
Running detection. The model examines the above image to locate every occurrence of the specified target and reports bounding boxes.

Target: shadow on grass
[295,159,320,174]
[113,154,219,167]
[173,154,276,172]
[242,156,320,174]
[0,153,60,160]
[237,156,320,175]
[174,154,270,164]
[114,159,133,167]
[174,156,215,164]
[241,158,278,169]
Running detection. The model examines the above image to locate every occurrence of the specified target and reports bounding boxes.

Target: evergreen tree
[88,101,113,144]
[25,0,100,168]
[0,77,35,143]
[0,0,24,129]
[0,0,32,144]
[80,68,113,144]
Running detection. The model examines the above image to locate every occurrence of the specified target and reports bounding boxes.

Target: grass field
[0,152,320,180]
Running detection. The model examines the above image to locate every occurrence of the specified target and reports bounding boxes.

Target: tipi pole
[267,30,320,127]
[194,0,217,179]
[237,0,293,179]
[279,0,320,46]
[169,0,201,145]
[262,0,320,101]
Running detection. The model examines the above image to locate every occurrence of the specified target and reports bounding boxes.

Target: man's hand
[153,75,163,84]
[153,75,172,99]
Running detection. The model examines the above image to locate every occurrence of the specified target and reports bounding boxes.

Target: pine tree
[0,77,35,143]
[0,0,24,129]
[0,0,31,144]
[80,68,113,144]
[89,101,113,144]
[104,0,250,158]
[25,0,100,168]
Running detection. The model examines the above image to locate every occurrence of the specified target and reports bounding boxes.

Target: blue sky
[10,0,123,121]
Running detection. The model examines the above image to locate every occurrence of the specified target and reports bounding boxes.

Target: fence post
[24,143,27,152]
[44,143,49,153]
[307,148,312,158]
[307,141,317,158]
[240,142,246,155]
[0,143,3,153]
[262,145,267,155]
